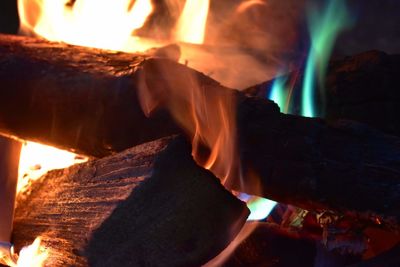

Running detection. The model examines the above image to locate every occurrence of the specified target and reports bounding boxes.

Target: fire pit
[0,0,399,266]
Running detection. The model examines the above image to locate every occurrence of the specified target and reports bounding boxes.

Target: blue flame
[239,193,277,221]
[246,0,352,222]
[241,76,290,222]
[269,75,289,113]
[302,0,352,117]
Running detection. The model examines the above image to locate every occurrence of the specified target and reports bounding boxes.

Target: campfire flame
[12,0,319,266]
[269,0,352,118]
[302,0,352,117]
[175,0,209,44]
[17,142,87,195]
[18,0,153,51]
[15,238,48,267]
[14,0,215,265]
[213,0,353,265]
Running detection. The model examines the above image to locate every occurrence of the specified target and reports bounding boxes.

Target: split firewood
[12,137,249,267]
[0,34,399,230]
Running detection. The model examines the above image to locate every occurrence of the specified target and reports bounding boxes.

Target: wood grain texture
[0,34,180,157]
[236,95,400,230]
[12,137,249,267]
[1,35,399,230]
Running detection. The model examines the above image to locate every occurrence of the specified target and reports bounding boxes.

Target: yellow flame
[17,142,87,195]
[18,0,153,51]
[16,237,48,267]
[16,0,211,197]
[175,0,210,44]
[15,1,247,266]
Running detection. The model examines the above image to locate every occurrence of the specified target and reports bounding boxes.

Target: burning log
[244,50,400,136]
[0,34,182,157]
[11,136,249,266]
[223,222,316,267]
[0,34,399,230]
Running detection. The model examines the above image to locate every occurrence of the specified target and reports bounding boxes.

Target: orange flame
[138,60,240,187]
[17,142,87,195]
[15,1,260,266]
[18,0,211,50]
[18,0,153,51]
[175,0,210,44]
[0,238,47,267]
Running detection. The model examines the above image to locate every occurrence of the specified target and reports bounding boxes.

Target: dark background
[337,0,400,55]
[0,0,18,34]
[0,0,399,54]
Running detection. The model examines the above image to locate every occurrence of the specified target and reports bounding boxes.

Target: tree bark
[12,137,249,267]
[0,34,399,230]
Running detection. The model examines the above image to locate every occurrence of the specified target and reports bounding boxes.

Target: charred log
[12,137,249,267]
[244,50,400,136]
[0,34,181,157]
[222,222,316,267]
[0,34,399,230]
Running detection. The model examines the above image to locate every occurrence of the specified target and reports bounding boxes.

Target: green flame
[249,0,352,222]
[247,197,277,221]
[302,0,352,117]
[269,75,289,113]
[246,76,289,221]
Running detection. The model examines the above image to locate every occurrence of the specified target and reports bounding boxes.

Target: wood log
[236,95,400,229]
[244,50,400,136]
[0,34,181,157]
[222,222,316,267]
[0,34,399,230]
[12,137,249,267]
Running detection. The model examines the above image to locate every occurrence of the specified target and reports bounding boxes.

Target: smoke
[177,0,308,89]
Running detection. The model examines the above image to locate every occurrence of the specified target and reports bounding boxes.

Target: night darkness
[0,1,399,266]
[0,0,18,34]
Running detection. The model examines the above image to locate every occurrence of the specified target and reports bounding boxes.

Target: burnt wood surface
[0,34,180,157]
[222,222,316,267]
[12,137,249,267]
[245,50,400,136]
[0,34,399,229]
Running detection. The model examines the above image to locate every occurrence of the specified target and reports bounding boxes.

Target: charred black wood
[12,137,249,267]
[223,222,316,267]
[0,35,399,230]
[347,242,400,267]
[0,34,181,157]
[244,50,400,137]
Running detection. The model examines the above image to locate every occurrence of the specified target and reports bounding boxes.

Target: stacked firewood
[0,34,399,266]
